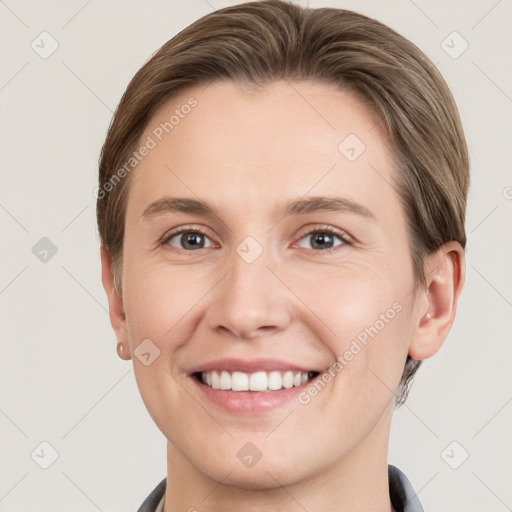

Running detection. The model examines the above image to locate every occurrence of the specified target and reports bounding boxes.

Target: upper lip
[189,358,322,375]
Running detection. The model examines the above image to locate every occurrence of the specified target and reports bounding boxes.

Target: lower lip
[191,376,316,415]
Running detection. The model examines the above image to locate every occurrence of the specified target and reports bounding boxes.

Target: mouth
[192,370,320,392]
[188,359,325,415]
[188,355,323,418]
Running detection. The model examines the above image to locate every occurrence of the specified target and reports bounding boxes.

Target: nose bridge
[208,240,292,339]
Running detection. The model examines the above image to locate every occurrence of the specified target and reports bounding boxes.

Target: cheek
[123,261,213,342]
[122,263,215,429]
[298,265,412,391]
[123,264,202,435]
[297,263,406,339]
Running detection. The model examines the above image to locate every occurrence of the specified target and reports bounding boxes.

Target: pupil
[182,233,204,250]
[312,233,333,249]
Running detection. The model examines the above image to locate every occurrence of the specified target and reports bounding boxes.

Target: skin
[101,80,465,512]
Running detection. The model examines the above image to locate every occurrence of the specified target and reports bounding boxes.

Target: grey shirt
[137,464,423,511]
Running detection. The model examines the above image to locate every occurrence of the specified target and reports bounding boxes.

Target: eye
[162,228,215,251]
[296,228,349,252]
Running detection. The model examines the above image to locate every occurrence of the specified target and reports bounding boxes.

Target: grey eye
[167,232,214,250]
[297,231,344,250]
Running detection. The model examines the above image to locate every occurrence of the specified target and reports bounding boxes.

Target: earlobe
[409,242,465,360]
[100,245,131,356]
[117,342,131,361]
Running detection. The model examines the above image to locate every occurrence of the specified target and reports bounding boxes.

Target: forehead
[126,79,398,222]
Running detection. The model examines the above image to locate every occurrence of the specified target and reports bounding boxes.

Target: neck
[164,403,396,512]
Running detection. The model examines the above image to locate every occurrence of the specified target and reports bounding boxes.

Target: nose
[205,247,293,340]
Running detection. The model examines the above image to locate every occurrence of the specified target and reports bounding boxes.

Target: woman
[97,1,468,510]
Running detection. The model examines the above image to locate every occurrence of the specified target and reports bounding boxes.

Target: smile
[189,358,325,414]
[196,370,320,392]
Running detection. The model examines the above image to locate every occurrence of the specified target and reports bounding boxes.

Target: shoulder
[388,465,424,512]
[137,477,166,512]
[137,469,423,512]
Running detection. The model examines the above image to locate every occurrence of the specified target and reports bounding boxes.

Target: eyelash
[160,224,353,254]
[297,225,353,254]
[160,226,212,247]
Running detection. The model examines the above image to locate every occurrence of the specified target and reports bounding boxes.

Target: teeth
[232,371,249,391]
[211,371,220,389]
[282,371,293,389]
[199,370,314,392]
[249,371,268,391]
[267,371,282,390]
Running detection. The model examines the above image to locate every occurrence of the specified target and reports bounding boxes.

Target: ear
[409,241,465,360]
[100,245,131,360]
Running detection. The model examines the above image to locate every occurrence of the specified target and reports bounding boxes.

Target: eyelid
[293,224,355,246]
[159,223,356,251]
[159,224,216,247]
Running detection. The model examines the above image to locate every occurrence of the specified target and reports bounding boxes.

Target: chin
[207,462,303,490]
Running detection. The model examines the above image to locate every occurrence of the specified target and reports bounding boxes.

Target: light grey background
[1,1,511,511]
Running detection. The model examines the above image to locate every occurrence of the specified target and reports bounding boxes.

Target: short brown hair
[97,0,469,406]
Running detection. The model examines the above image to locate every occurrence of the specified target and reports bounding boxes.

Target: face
[115,80,423,488]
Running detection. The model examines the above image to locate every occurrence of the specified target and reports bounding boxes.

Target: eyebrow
[141,197,216,219]
[283,196,375,219]
[141,196,376,221]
